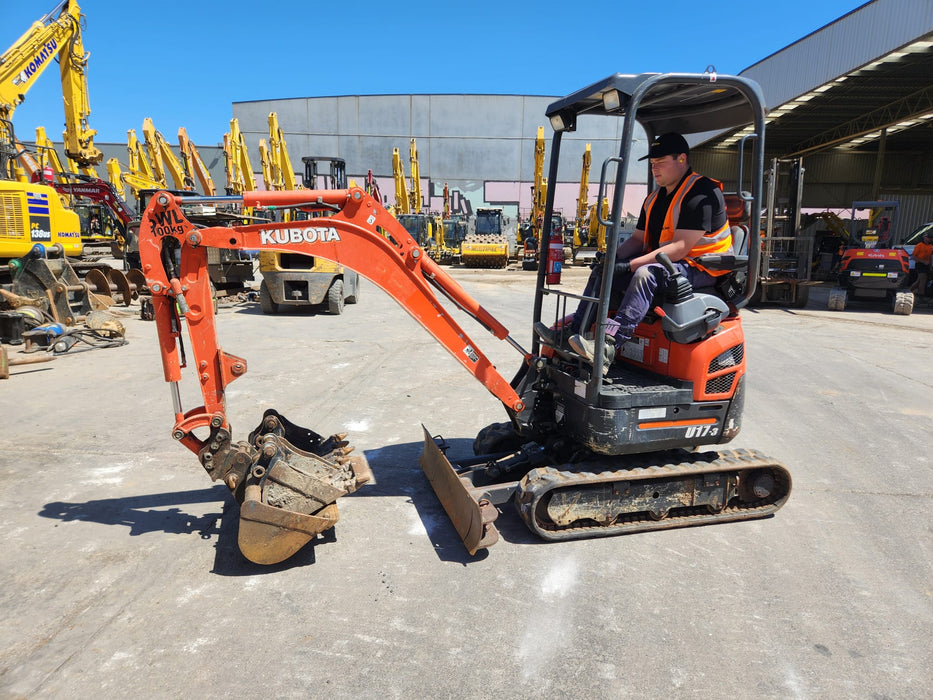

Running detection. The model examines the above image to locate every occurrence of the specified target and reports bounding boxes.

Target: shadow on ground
[37,438,539,575]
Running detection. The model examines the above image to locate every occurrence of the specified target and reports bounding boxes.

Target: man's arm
[616,229,646,260]
[628,229,705,270]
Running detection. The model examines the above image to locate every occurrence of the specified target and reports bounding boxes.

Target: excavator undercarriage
[422,428,790,554]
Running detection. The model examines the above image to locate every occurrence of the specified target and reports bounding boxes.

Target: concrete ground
[1,264,931,699]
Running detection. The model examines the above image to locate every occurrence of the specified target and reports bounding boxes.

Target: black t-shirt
[636,170,728,251]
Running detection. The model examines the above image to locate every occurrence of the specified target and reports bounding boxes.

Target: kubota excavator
[139,72,791,564]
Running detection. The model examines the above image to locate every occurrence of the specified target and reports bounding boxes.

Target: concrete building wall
[233,94,643,221]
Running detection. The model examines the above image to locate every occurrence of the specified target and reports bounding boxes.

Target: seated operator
[536,132,733,366]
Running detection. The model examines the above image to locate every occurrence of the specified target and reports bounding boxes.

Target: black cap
[639,132,690,161]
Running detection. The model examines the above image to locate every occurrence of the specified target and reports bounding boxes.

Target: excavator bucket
[238,486,340,565]
[420,426,499,555]
[234,410,372,565]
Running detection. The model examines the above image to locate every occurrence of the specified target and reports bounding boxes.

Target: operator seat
[691,192,751,306]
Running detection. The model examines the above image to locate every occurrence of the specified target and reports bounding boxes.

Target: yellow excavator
[571,143,609,266]
[390,146,409,216]
[120,128,164,198]
[519,126,548,270]
[142,118,194,192]
[0,0,101,262]
[391,138,449,262]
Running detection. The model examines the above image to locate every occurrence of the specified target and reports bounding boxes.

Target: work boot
[568,333,616,372]
[533,321,557,345]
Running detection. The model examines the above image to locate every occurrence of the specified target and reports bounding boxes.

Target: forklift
[257,157,360,314]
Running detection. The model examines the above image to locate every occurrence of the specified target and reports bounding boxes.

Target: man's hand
[612,260,631,276]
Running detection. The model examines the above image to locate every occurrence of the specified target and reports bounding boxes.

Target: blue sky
[4,0,866,147]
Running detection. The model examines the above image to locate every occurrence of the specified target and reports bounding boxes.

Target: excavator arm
[267,112,299,191]
[391,147,409,215]
[409,138,422,214]
[530,126,547,246]
[139,187,525,563]
[143,118,194,191]
[573,144,591,248]
[177,127,215,196]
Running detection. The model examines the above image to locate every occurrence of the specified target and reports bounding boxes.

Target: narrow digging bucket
[235,410,372,565]
[419,425,499,555]
[239,486,340,565]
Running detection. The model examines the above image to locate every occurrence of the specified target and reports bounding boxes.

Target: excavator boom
[0,0,101,166]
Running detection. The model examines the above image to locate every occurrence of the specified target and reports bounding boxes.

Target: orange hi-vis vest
[642,172,733,276]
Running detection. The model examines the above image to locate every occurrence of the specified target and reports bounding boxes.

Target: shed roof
[705,0,933,158]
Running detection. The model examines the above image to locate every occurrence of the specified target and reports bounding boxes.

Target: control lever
[655,252,693,304]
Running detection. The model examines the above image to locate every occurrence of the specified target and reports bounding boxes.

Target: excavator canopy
[544,71,765,137]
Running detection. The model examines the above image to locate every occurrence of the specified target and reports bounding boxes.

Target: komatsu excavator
[0,0,100,262]
[139,72,791,564]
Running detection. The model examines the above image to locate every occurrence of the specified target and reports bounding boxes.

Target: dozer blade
[420,425,499,555]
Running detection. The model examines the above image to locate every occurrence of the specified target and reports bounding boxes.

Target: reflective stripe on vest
[643,173,733,276]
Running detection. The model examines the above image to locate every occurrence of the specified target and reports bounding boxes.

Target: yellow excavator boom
[409,137,422,214]
[392,147,410,215]
[177,127,215,196]
[530,126,546,247]
[0,0,102,166]
[141,118,168,186]
[267,112,300,191]
[126,128,158,184]
[145,119,192,190]
[259,139,274,190]
[106,157,125,199]
[34,126,68,177]
[573,144,591,247]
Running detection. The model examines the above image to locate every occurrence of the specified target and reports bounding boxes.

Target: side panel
[0,183,82,258]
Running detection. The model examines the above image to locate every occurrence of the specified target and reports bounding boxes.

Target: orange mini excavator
[138,72,791,564]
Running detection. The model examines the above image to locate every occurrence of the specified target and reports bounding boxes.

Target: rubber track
[515,448,791,541]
